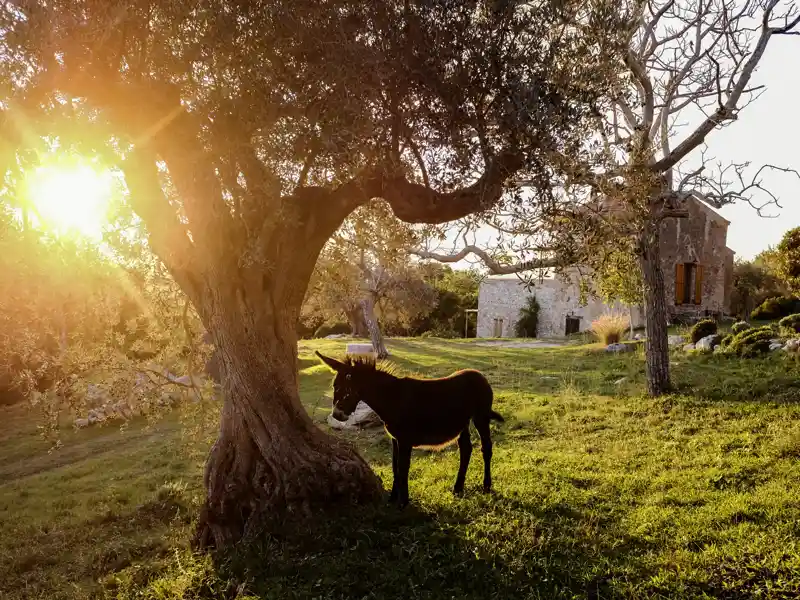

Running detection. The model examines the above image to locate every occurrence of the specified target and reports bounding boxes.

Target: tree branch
[412,244,556,274]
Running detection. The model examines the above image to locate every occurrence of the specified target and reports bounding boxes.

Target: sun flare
[26,161,114,239]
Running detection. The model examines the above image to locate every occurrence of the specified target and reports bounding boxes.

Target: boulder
[683,343,696,352]
[606,343,634,353]
[695,334,723,353]
[74,418,90,429]
[325,333,349,339]
[668,335,686,347]
[770,342,785,352]
[784,338,800,353]
[327,400,381,430]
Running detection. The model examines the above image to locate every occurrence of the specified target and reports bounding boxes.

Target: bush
[751,296,800,321]
[726,326,775,357]
[779,313,800,335]
[420,326,457,339]
[591,312,629,345]
[515,296,540,338]
[730,321,751,336]
[719,334,733,349]
[313,322,351,338]
[690,319,718,343]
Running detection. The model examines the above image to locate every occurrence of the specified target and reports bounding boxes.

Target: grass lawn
[2,339,800,599]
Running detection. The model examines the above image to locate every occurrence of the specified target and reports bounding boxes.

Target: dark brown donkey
[316,352,503,508]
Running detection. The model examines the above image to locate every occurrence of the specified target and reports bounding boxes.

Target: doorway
[565,315,580,336]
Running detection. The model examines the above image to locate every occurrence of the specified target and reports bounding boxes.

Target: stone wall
[477,273,644,339]
[659,197,732,318]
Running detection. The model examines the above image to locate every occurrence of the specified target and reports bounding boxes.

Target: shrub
[515,296,540,338]
[313,322,351,338]
[591,312,629,345]
[420,326,457,339]
[726,326,775,357]
[690,319,718,343]
[730,321,751,336]
[779,313,800,335]
[751,296,800,321]
[719,334,733,349]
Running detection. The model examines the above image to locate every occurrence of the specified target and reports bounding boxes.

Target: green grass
[3,339,800,599]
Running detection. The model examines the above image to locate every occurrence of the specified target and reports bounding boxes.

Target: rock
[74,418,90,429]
[695,334,723,353]
[683,343,696,352]
[784,338,800,353]
[327,400,381,430]
[634,334,645,341]
[770,342,784,352]
[325,333,348,339]
[347,343,375,356]
[668,335,686,347]
[87,408,105,424]
[606,343,634,353]
[86,383,110,408]
[614,377,627,385]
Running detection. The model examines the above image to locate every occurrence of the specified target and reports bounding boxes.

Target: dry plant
[591,312,631,345]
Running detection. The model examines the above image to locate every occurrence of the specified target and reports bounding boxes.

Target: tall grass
[590,312,630,345]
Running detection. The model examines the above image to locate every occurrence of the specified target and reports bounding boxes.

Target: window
[492,318,504,337]
[675,263,704,306]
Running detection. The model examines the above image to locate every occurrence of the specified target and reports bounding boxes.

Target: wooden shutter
[694,265,704,305]
[675,263,685,305]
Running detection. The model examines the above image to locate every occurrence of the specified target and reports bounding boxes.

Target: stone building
[476,195,734,339]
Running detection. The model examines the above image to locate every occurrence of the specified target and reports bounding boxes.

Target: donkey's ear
[316,351,346,372]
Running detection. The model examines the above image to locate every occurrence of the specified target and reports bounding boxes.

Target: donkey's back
[388,369,501,447]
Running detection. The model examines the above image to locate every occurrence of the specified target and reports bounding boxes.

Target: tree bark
[194,296,383,549]
[344,303,369,338]
[360,296,388,358]
[640,227,672,396]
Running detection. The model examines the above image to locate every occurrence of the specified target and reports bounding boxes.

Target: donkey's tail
[488,410,505,423]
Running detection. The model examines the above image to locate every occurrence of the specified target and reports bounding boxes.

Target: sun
[26,160,114,240]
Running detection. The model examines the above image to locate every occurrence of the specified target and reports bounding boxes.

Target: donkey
[316,351,503,508]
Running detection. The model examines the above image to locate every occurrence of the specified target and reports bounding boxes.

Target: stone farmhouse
[476,195,735,339]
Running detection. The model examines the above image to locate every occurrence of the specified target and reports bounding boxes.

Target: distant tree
[773,227,800,294]
[730,258,784,319]
[304,202,436,356]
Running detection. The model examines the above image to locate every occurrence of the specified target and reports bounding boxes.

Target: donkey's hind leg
[453,427,473,496]
[474,418,493,493]
[389,438,399,504]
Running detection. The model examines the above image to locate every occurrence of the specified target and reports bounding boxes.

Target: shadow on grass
[206,494,654,600]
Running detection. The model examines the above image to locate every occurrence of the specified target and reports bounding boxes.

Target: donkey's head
[316,351,378,421]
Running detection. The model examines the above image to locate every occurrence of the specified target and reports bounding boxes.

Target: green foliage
[403,265,482,338]
[719,333,733,349]
[730,321,751,336]
[730,258,785,319]
[774,227,800,293]
[725,326,776,358]
[778,313,800,335]
[594,246,643,306]
[514,296,540,338]
[750,296,800,321]
[690,319,718,343]
[5,339,800,599]
[313,322,351,338]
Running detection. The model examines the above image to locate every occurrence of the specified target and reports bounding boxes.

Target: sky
[441,34,799,269]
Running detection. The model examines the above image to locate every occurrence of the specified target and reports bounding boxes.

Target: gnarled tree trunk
[640,227,671,396]
[360,295,388,358]
[344,303,369,338]
[194,283,383,549]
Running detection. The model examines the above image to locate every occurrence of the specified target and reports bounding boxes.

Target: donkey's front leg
[388,438,399,504]
[396,441,413,509]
